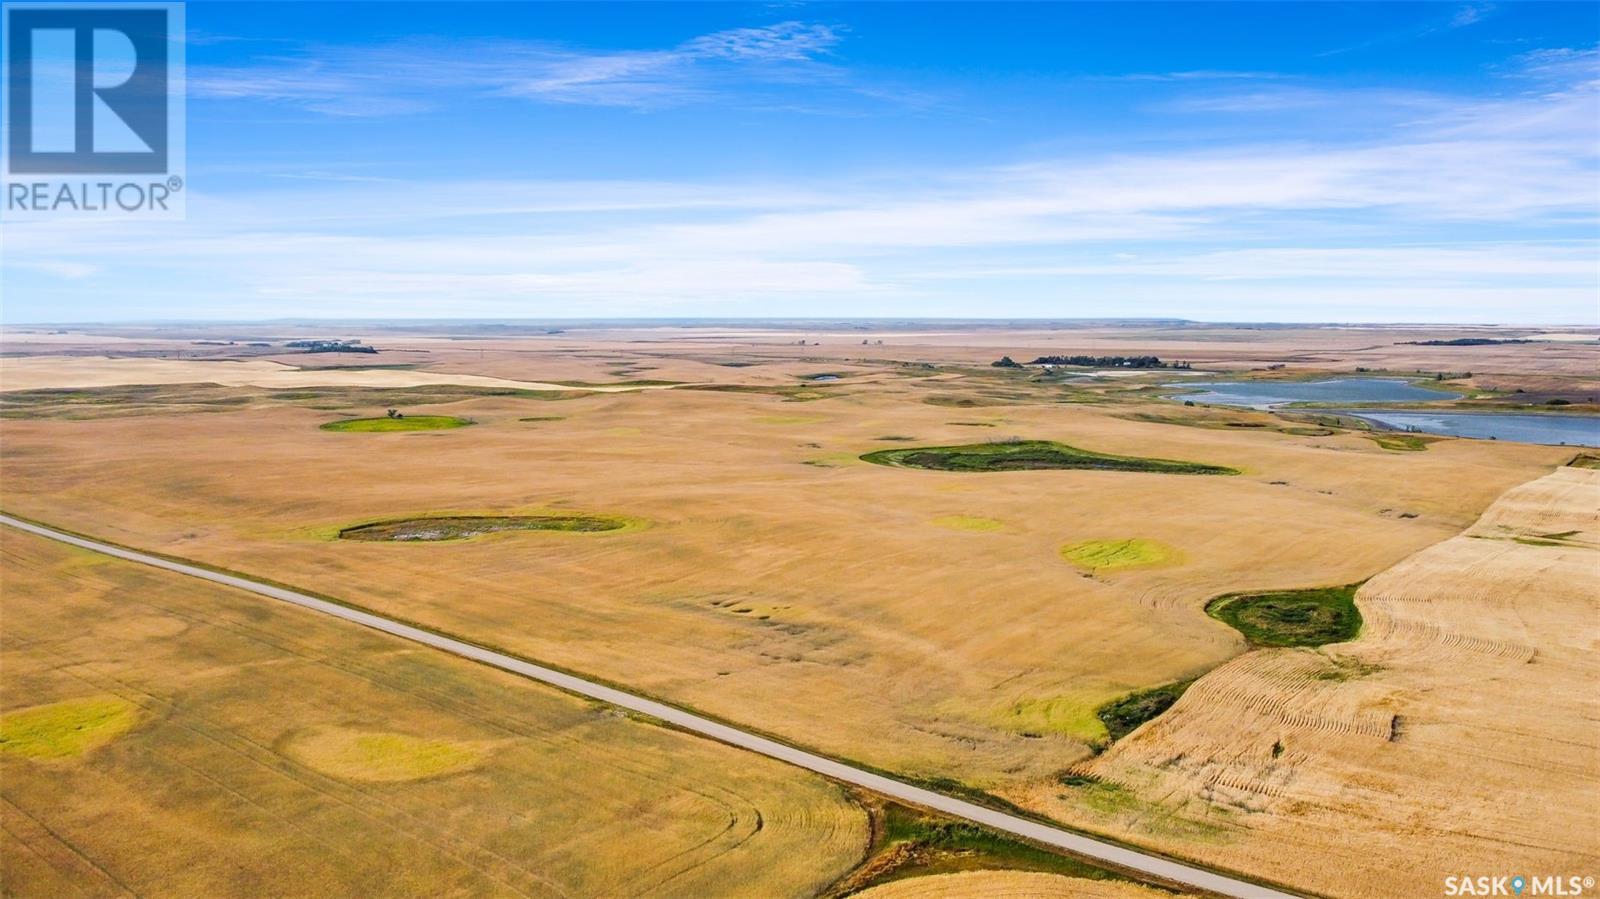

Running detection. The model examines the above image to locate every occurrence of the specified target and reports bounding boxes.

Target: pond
[1172,378,1455,409]
[1335,410,1600,447]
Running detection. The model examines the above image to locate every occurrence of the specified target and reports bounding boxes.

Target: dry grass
[0,530,866,898]
[1020,466,1600,897]
[931,515,1006,532]
[0,356,669,393]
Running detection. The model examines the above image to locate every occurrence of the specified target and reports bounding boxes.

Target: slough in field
[860,439,1239,475]
[1206,582,1364,647]
[338,514,631,541]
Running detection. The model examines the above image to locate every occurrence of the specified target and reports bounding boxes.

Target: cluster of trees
[285,339,378,354]
[1399,338,1534,346]
[1020,355,1189,369]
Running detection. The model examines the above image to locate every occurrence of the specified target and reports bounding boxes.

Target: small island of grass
[1206,582,1364,647]
[339,514,628,542]
[860,439,1237,475]
[321,415,472,432]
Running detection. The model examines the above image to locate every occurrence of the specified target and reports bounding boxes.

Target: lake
[1335,410,1600,447]
[1169,377,1600,446]
[1173,378,1455,408]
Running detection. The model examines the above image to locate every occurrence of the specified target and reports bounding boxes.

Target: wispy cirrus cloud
[190,21,854,115]
[1092,70,1286,83]
[1450,3,1497,29]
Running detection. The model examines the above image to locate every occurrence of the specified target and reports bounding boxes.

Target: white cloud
[191,22,850,115]
[1450,4,1496,29]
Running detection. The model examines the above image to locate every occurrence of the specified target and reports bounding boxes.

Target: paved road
[1,514,1302,899]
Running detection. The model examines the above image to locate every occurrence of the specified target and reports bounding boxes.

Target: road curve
[0,514,1301,899]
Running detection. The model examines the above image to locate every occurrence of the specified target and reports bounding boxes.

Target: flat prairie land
[0,530,866,898]
[1025,464,1600,897]
[0,323,1593,896]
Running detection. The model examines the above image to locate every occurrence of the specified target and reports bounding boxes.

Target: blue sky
[4,1,1598,323]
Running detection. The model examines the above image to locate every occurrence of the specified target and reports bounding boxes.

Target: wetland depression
[339,515,629,541]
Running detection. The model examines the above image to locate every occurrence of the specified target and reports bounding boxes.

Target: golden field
[1028,464,1600,897]
[0,530,866,897]
[2,323,1596,896]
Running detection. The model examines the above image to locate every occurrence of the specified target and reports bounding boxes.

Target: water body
[1335,410,1600,447]
[1169,377,1600,446]
[1174,378,1455,409]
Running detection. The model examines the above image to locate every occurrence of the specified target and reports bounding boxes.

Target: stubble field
[0,530,867,897]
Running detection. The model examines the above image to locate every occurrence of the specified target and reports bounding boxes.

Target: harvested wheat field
[1020,464,1600,897]
[0,529,867,898]
[848,870,1182,899]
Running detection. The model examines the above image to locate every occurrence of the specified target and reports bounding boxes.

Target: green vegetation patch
[1096,680,1193,741]
[861,439,1237,475]
[320,415,472,432]
[340,514,628,542]
[1365,432,1442,452]
[822,798,1121,897]
[1000,696,1107,743]
[1060,538,1178,571]
[286,727,485,782]
[1207,582,1364,647]
[0,696,139,760]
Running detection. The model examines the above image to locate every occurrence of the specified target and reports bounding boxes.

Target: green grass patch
[1365,432,1441,452]
[320,415,472,432]
[1000,696,1108,743]
[823,798,1123,897]
[1207,582,1364,647]
[1096,680,1193,741]
[339,514,629,542]
[0,696,139,760]
[860,440,1237,475]
[286,727,485,782]
[1569,454,1600,470]
[1060,538,1178,571]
